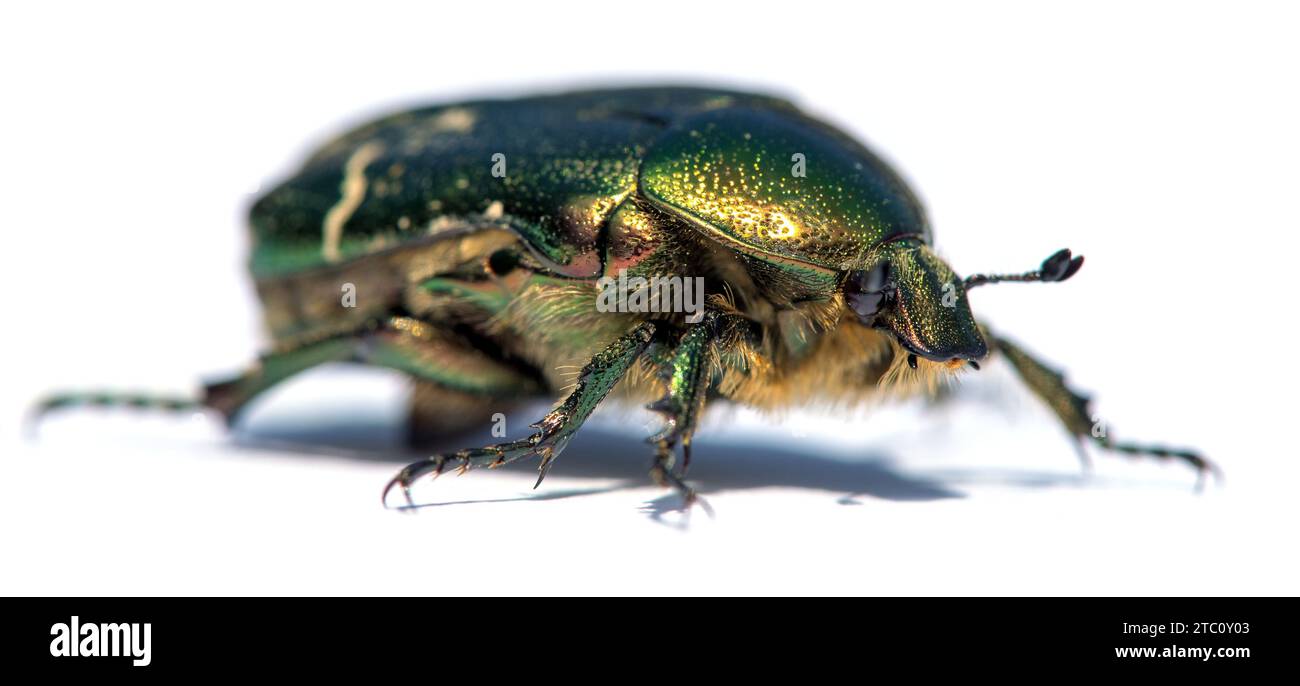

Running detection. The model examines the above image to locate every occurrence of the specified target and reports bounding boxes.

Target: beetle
[37,86,1215,507]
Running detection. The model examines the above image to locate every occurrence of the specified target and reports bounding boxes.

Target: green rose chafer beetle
[37,86,1215,507]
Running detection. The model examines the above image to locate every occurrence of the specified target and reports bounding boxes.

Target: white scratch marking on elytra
[322,141,385,263]
[428,107,476,134]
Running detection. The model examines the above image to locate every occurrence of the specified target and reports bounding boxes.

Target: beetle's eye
[845,262,891,320]
[857,261,889,291]
[847,291,885,318]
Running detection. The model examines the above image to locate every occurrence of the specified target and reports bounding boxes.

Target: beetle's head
[845,240,987,370]
[844,241,1085,370]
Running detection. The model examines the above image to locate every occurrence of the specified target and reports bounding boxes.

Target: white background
[2,1,1297,596]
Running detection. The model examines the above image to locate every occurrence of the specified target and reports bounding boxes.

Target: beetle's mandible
[36,87,1216,507]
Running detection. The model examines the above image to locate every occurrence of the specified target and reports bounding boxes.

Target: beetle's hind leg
[988,329,1220,489]
[383,322,656,508]
[29,391,202,431]
[30,336,361,431]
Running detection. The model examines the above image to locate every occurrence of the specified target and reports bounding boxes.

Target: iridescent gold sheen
[641,108,928,270]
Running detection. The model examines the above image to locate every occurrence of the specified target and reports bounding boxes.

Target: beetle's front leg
[383,322,656,508]
[987,328,1220,489]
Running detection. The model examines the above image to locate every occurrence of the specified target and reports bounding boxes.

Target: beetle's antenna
[964,248,1084,290]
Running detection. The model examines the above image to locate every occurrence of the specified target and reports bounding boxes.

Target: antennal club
[963,248,1085,290]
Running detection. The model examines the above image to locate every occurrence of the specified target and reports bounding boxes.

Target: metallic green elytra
[36,86,1217,508]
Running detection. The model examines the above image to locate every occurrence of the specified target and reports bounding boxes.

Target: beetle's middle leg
[644,325,712,507]
[383,322,656,507]
[987,328,1220,488]
[642,309,750,508]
